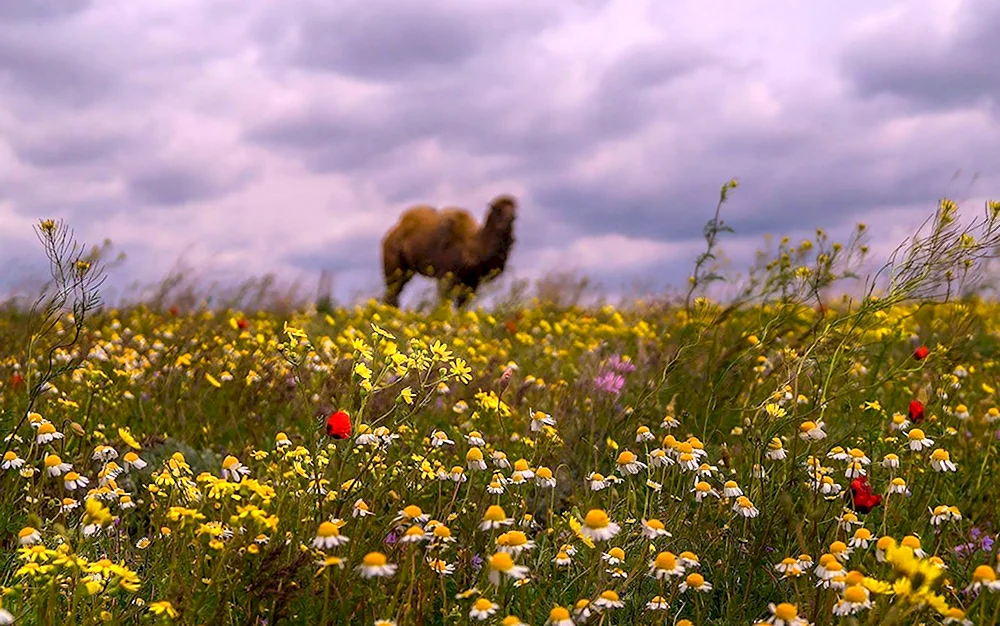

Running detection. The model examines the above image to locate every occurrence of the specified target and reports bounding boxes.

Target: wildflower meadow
[4,193,1000,625]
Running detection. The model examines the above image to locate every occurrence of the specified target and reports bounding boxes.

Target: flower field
[3,200,1000,625]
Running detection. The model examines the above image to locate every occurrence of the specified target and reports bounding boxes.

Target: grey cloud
[840,0,1000,112]
[248,41,715,177]
[268,0,563,80]
[284,234,380,275]
[126,164,256,207]
[0,32,115,106]
[0,0,91,22]
[12,130,133,169]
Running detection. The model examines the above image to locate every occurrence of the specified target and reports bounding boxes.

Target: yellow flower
[148,600,178,618]
[118,427,142,450]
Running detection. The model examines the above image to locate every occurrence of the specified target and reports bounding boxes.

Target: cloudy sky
[1,0,997,306]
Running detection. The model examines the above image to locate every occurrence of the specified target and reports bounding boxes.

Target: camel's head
[486,194,517,231]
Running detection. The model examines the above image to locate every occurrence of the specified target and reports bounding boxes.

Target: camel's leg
[453,277,478,309]
[383,247,413,308]
[437,273,459,307]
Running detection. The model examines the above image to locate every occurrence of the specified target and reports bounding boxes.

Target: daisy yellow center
[930,449,949,461]
[483,505,507,522]
[854,529,872,539]
[676,442,693,454]
[736,496,753,508]
[891,477,906,486]
[433,526,451,538]
[686,573,704,587]
[908,429,925,440]
[504,531,527,546]
[607,548,625,560]
[768,438,783,450]
[819,554,836,566]
[773,603,798,620]
[404,526,424,537]
[123,452,139,463]
[38,423,56,435]
[573,599,590,609]
[490,552,514,571]
[44,454,62,467]
[363,552,387,567]
[599,590,619,601]
[843,585,867,603]
[637,426,650,434]
[536,467,553,479]
[616,451,636,464]
[680,551,698,562]
[222,456,239,469]
[830,541,847,553]
[654,552,677,570]
[724,480,738,489]
[956,405,967,413]
[402,505,423,519]
[876,537,895,550]
[467,448,484,461]
[514,459,530,471]
[800,421,816,431]
[3,451,16,461]
[901,536,921,549]
[590,473,605,482]
[18,527,37,539]
[584,509,609,529]
[849,448,865,458]
[64,472,80,481]
[473,598,494,611]
[646,519,664,530]
[549,607,570,621]
[973,565,998,582]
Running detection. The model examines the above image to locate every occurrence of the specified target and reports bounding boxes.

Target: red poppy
[913,346,929,360]
[848,475,882,514]
[10,373,24,389]
[325,410,351,439]
[908,400,925,424]
[237,318,249,330]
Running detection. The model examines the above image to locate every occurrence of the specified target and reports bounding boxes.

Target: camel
[381,194,517,308]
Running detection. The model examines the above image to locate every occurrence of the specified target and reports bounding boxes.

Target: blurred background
[1,0,996,307]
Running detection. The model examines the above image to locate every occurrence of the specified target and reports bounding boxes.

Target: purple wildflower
[470,554,484,571]
[606,355,636,374]
[594,371,626,396]
[384,532,399,545]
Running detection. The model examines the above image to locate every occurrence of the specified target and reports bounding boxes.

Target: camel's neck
[477,212,514,273]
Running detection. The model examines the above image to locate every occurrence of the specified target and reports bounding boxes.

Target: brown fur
[381,194,517,308]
